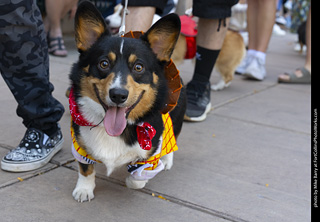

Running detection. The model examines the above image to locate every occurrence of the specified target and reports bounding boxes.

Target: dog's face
[71,2,181,137]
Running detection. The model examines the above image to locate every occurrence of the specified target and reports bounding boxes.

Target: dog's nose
[109,88,128,105]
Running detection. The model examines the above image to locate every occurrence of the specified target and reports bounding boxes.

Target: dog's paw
[72,187,95,202]
[161,152,173,170]
[126,176,148,189]
[211,79,231,91]
[72,172,96,202]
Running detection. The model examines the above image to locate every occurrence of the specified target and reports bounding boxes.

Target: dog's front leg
[72,163,96,202]
[161,152,174,170]
[126,176,148,189]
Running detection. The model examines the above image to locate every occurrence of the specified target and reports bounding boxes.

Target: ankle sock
[254,51,266,63]
[192,46,220,83]
[247,49,256,57]
[247,49,266,63]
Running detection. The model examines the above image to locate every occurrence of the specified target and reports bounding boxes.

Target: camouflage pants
[0,0,64,135]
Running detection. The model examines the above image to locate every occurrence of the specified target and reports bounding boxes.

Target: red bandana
[69,86,156,150]
[69,87,94,127]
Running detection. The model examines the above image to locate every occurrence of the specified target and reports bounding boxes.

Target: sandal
[47,36,68,57]
[278,67,311,84]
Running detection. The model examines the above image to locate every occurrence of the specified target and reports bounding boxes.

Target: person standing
[0,0,65,172]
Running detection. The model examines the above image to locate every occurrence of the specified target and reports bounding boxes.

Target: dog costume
[69,31,182,180]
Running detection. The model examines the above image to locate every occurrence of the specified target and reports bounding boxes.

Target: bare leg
[125,7,155,32]
[247,0,276,52]
[45,0,77,37]
[278,7,311,82]
[197,18,230,50]
[45,0,78,56]
[305,7,311,72]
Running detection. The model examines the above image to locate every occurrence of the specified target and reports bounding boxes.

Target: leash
[118,0,129,37]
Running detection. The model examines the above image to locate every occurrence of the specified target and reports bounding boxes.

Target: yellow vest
[71,113,178,170]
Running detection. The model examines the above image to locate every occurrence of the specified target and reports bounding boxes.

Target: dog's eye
[134,63,144,73]
[99,60,110,70]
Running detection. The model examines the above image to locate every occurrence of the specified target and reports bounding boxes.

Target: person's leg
[305,6,311,72]
[125,7,155,32]
[247,0,276,53]
[243,0,276,80]
[278,6,311,83]
[185,0,238,121]
[45,0,77,37]
[246,0,258,52]
[123,0,168,32]
[191,18,230,83]
[45,0,78,56]
[0,0,64,172]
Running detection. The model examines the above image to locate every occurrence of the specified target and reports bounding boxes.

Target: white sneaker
[273,24,286,36]
[243,57,266,81]
[235,53,253,75]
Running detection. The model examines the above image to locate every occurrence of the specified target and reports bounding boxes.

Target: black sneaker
[184,80,212,122]
[1,127,63,172]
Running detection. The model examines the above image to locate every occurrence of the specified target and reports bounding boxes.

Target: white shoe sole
[243,72,265,81]
[184,103,211,122]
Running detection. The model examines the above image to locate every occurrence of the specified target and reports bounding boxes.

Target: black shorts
[122,0,168,14]
[193,0,239,19]
[122,0,239,19]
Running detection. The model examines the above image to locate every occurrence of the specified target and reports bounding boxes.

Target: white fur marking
[72,170,96,202]
[161,152,174,170]
[78,96,105,125]
[120,39,124,55]
[110,75,122,88]
[211,79,231,91]
[80,126,149,176]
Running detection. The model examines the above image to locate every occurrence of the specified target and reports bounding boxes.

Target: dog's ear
[141,14,181,62]
[74,1,109,52]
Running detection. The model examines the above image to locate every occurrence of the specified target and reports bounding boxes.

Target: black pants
[0,0,64,134]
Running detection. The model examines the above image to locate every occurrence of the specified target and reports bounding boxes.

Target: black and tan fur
[70,1,186,202]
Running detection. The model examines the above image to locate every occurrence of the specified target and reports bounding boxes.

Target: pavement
[0,32,311,222]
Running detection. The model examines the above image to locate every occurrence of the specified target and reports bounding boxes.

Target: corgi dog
[211,30,246,90]
[69,1,186,202]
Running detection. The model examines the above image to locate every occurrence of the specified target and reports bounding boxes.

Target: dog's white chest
[80,126,148,175]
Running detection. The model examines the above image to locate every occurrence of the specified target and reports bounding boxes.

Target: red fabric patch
[185,36,196,59]
[180,15,197,59]
[180,15,197,37]
[136,122,156,150]
[69,87,94,126]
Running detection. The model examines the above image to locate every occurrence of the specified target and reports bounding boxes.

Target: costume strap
[70,122,100,164]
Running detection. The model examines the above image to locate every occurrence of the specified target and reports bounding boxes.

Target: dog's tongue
[104,107,127,136]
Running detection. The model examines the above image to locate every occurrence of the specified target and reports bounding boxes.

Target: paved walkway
[0,32,311,222]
